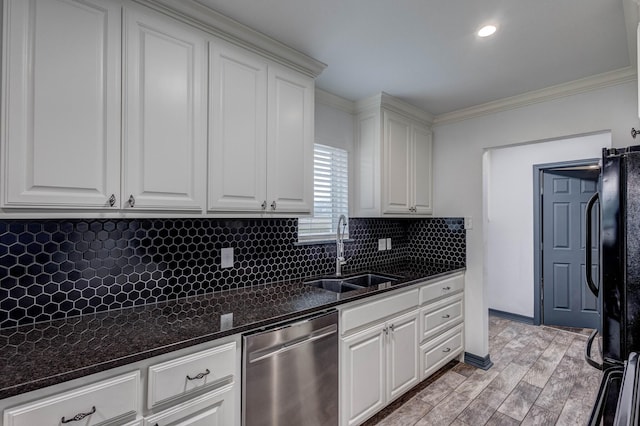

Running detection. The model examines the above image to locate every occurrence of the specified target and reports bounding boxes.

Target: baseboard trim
[489,308,534,325]
[464,352,494,370]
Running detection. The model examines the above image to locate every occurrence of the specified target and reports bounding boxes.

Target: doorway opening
[533,160,600,328]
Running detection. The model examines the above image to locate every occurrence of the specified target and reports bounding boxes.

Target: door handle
[585,192,599,297]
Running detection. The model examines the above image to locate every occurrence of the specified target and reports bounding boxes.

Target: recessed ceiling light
[478,25,497,38]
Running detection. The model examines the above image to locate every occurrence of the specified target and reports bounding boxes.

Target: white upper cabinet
[208,46,314,215]
[354,93,433,217]
[209,43,268,212]
[1,0,320,216]
[1,0,121,209]
[123,6,207,211]
[266,65,314,214]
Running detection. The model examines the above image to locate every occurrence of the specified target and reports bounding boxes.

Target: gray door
[542,170,599,328]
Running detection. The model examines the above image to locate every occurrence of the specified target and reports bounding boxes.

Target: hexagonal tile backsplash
[0,218,465,329]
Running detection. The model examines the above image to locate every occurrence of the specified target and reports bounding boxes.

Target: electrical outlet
[386,238,392,250]
[378,238,387,251]
[465,217,473,230]
[221,247,234,268]
[220,313,233,330]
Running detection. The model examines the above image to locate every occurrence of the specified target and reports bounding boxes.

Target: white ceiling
[196,0,636,115]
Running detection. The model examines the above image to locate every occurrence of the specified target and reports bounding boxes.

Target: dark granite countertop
[0,259,464,399]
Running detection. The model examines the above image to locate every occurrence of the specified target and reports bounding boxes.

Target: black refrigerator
[586,145,640,425]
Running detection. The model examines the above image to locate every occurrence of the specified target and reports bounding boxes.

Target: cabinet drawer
[420,294,463,342]
[420,324,463,380]
[4,371,139,426]
[341,289,419,335]
[143,383,234,426]
[419,273,464,305]
[148,342,236,408]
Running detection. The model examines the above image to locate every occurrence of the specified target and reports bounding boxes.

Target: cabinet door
[382,110,412,214]
[412,124,433,215]
[143,384,234,426]
[266,65,314,214]
[387,310,419,402]
[1,0,120,208]
[123,7,206,211]
[209,43,268,212]
[341,323,386,426]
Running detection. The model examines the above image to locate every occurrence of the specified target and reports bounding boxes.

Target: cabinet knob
[442,314,451,319]
[271,201,277,210]
[108,194,116,207]
[389,324,395,332]
[443,347,451,353]
[128,194,135,207]
[442,286,451,291]
[261,201,267,210]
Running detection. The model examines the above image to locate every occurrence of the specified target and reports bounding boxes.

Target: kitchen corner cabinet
[209,42,314,214]
[1,0,207,212]
[354,94,433,217]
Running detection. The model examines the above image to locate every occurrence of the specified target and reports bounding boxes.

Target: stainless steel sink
[304,278,364,293]
[304,273,399,293]
[342,273,398,287]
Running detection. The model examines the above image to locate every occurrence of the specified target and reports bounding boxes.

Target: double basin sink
[304,273,399,293]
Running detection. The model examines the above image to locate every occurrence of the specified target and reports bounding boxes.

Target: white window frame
[298,143,349,242]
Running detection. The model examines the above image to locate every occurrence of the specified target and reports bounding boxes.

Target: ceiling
[196,0,637,116]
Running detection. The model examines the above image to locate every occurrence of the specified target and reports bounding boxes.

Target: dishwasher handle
[248,323,337,363]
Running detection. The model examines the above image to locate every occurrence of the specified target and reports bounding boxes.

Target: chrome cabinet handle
[261,201,267,210]
[108,194,116,207]
[128,194,135,207]
[443,347,451,353]
[271,201,276,210]
[389,324,395,332]
[61,406,96,423]
[443,286,451,291]
[442,314,450,319]
[186,369,210,381]
[384,327,389,336]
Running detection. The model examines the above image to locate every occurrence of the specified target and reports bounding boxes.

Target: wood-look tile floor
[365,315,603,426]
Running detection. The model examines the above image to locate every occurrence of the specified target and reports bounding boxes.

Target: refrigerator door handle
[585,328,603,370]
[585,192,600,297]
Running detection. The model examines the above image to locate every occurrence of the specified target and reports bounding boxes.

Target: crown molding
[355,92,434,125]
[133,0,327,78]
[315,89,356,114]
[434,66,637,126]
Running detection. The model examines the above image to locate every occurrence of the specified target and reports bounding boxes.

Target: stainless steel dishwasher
[242,310,338,426]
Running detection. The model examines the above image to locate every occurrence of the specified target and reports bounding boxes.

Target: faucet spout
[336,214,347,276]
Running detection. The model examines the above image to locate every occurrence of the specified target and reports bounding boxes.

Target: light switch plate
[378,238,387,251]
[221,247,234,268]
[386,238,392,250]
[465,217,473,230]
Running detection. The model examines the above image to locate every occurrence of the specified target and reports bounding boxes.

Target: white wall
[486,132,611,318]
[315,101,354,152]
[433,80,639,358]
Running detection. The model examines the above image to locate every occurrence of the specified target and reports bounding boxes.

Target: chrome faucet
[336,214,348,276]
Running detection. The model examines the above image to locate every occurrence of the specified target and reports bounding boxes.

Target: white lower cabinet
[2,338,239,426]
[3,371,140,426]
[143,383,234,426]
[340,272,464,426]
[340,308,419,426]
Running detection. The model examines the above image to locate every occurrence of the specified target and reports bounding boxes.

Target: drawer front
[341,289,419,335]
[419,273,464,305]
[143,383,234,426]
[420,324,463,380]
[148,341,236,408]
[4,371,139,426]
[420,294,463,342]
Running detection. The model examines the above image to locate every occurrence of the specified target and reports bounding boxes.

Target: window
[298,144,349,241]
